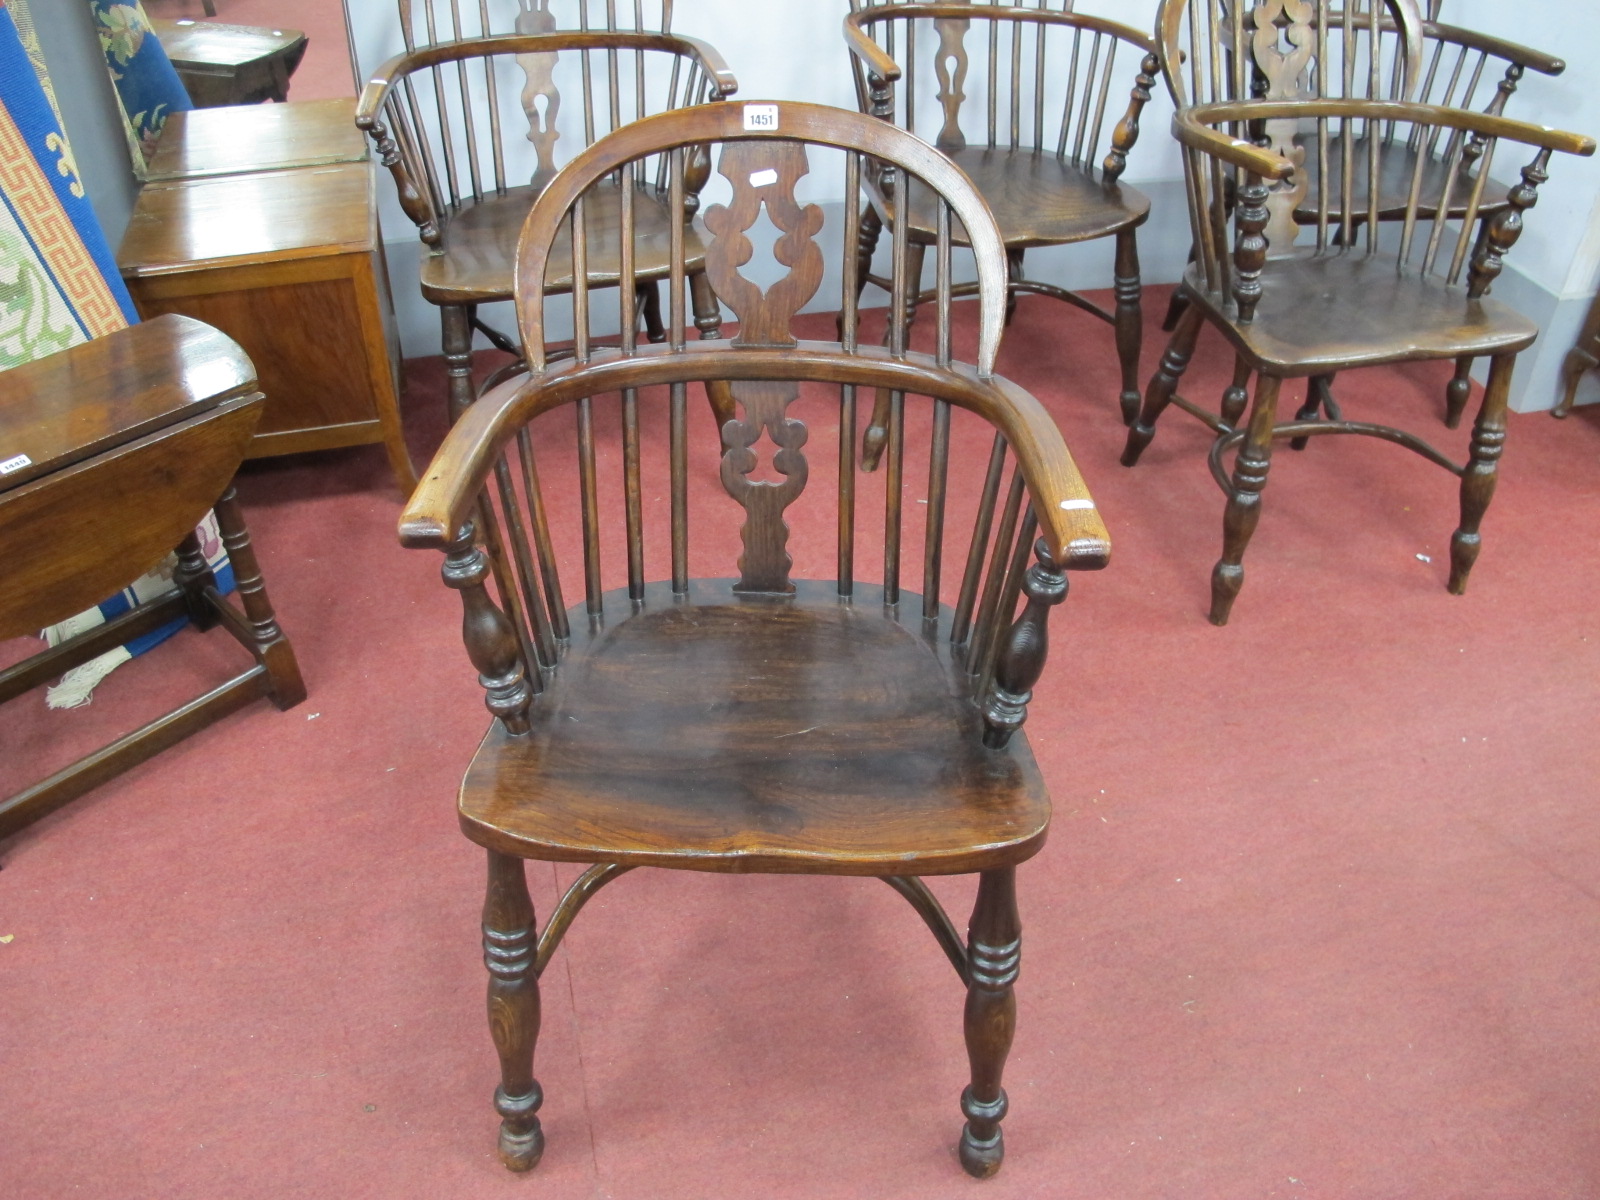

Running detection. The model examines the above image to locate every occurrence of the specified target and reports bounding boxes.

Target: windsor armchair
[1158,0,1565,427]
[355,18,737,421]
[1120,98,1592,624]
[845,2,1162,447]
[400,100,1110,1177]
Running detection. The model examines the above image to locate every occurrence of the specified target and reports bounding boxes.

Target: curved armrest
[843,14,903,88]
[672,33,739,97]
[400,342,1109,571]
[1171,109,1297,180]
[1426,20,1565,77]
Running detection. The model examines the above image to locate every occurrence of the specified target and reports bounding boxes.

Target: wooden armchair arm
[1170,109,1298,180]
[400,344,1109,572]
[1424,20,1565,78]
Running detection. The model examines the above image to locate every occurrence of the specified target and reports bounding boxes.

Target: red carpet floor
[3,288,1599,1198]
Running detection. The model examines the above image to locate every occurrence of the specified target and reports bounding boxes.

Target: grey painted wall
[25,0,140,245]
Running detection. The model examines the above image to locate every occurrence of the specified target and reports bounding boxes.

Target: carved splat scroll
[515,0,562,188]
[934,18,972,153]
[701,140,825,593]
[1248,0,1313,252]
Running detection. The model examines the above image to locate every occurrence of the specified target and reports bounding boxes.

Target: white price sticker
[743,103,779,132]
[748,168,779,188]
[0,453,32,475]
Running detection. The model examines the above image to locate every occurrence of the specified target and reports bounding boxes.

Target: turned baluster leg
[959,867,1021,1179]
[1449,352,1514,595]
[1290,374,1333,451]
[1218,355,1252,432]
[639,281,666,344]
[1209,373,1282,626]
[1113,229,1143,428]
[484,849,545,1172]
[212,486,306,707]
[862,241,928,472]
[1122,304,1203,467]
[1444,356,1474,429]
[1004,247,1024,327]
[173,528,220,630]
[442,303,476,423]
[688,270,736,433]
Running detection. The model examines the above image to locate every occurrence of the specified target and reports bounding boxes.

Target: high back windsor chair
[399,99,1110,1177]
[355,14,737,421]
[1119,93,1592,624]
[1157,0,1566,422]
[844,1,1162,439]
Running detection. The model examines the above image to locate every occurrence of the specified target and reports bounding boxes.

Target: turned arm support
[1103,52,1161,183]
[982,538,1068,749]
[441,520,533,734]
[1468,149,1551,299]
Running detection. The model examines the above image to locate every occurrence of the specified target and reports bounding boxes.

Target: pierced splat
[515,0,562,188]
[934,18,972,152]
[700,140,826,594]
[1248,0,1314,251]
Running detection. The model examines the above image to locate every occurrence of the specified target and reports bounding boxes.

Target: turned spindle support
[1469,150,1549,300]
[1232,174,1270,323]
[1103,52,1159,184]
[442,520,533,734]
[982,539,1067,749]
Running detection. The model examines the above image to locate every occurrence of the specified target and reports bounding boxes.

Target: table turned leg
[484,850,545,1172]
[959,867,1020,1179]
[1209,373,1282,626]
[1450,352,1514,595]
[212,486,305,707]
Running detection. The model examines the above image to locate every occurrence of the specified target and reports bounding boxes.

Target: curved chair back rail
[399,0,676,50]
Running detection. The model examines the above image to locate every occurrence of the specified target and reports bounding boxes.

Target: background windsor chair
[1158,0,1566,428]
[355,14,737,421]
[844,1,1162,452]
[398,99,1110,1178]
[1119,95,1592,624]
[396,0,675,46]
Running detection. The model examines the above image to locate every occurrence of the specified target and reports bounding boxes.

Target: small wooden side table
[144,98,367,182]
[117,161,418,493]
[1554,290,1600,417]
[0,315,305,840]
[152,18,308,107]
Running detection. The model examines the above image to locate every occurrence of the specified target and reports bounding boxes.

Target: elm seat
[899,147,1151,248]
[419,181,714,304]
[1183,253,1537,373]
[460,583,1051,874]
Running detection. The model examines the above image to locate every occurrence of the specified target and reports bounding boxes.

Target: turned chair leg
[1004,247,1024,327]
[212,486,306,707]
[1450,352,1514,595]
[1444,356,1474,429]
[688,269,736,433]
[1209,374,1282,626]
[1113,228,1144,427]
[1219,354,1252,431]
[441,303,477,423]
[173,528,221,631]
[862,240,928,471]
[639,281,667,344]
[484,850,545,1172]
[1554,344,1595,418]
[1122,304,1204,467]
[959,867,1021,1179]
[1289,374,1334,451]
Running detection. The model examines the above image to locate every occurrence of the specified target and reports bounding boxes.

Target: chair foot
[1445,356,1473,430]
[959,1087,1007,1178]
[495,1084,546,1171]
[1207,374,1281,626]
[1208,561,1243,626]
[1122,306,1202,467]
[1447,532,1479,595]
